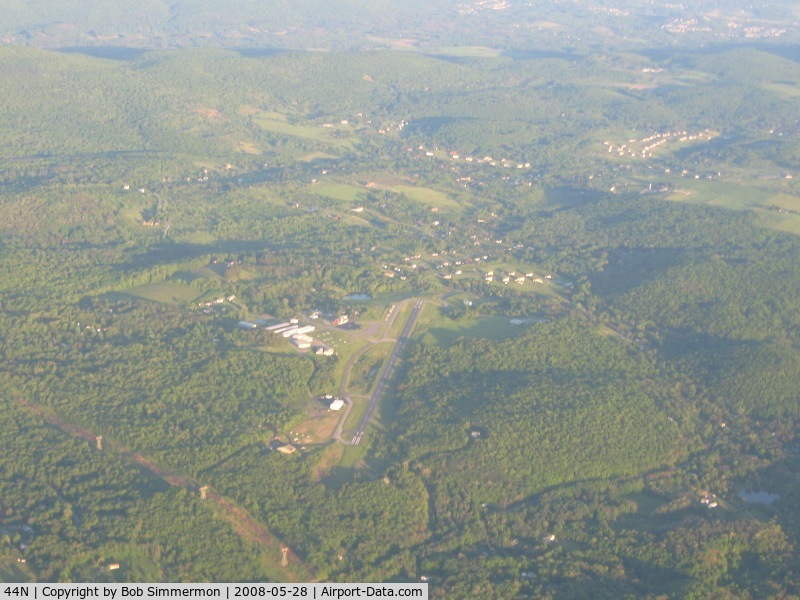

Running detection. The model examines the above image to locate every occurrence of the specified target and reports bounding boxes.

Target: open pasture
[309,182,366,203]
[658,178,800,234]
[122,281,200,305]
[415,310,526,346]
[392,184,462,211]
[250,110,356,150]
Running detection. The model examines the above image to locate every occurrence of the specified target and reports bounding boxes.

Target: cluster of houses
[199,295,236,308]
[386,248,563,289]
[699,493,718,509]
[409,144,532,170]
[494,271,552,286]
[662,17,711,34]
[741,25,787,39]
[603,129,715,159]
[431,253,490,266]
[441,266,552,286]
[662,17,786,39]
[433,252,494,280]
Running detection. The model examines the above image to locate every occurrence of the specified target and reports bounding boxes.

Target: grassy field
[299,151,338,162]
[250,111,355,150]
[121,198,151,224]
[339,438,367,468]
[253,342,298,357]
[123,281,200,305]
[349,342,392,395]
[626,491,669,515]
[173,230,217,245]
[596,324,620,338]
[754,209,800,235]
[368,366,404,437]
[338,213,372,228]
[440,292,481,308]
[338,395,368,440]
[656,178,800,234]
[236,140,262,154]
[291,410,340,445]
[344,303,383,322]
[755,192,800,234]
[314,329,357,353]
[322,335,370,395]
[664,179,774,211]
[322,443,369,489]
[385,301,414,340]
[423,45,502,58]
[761,82,800,98]
[309,182,366,203]
[228,267,261,281]
[356,291,416,306]
[765,193,800,211]
[363,37,502,58]
[609,490,694,531]
[114,553,162,582]
[392,184,462,211]
[415,307,525,345]
[312,442,345,481]
[194,266,225,281]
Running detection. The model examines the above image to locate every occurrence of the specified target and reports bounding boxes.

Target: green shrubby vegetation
[0,396,271,582]
[2,301,312,475]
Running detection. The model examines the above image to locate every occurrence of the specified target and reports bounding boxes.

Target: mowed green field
[762,82,800,98]
[250,110,356,150]
[123,282,201,305]
[309,182,366,203]
[755,209,800,235]
[423,45,502,58]
[337,395,369,442]
[664,179,773,210]
[767,193,800,212]
[655,177,800,234]
[349,342,392,396]
[392,184,462,211]
[415,308,527,346]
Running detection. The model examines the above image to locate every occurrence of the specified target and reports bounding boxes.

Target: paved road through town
[351,300,423,445]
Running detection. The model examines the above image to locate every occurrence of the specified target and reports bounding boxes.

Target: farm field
[122,282,201,305]
[309,182,366,203]
[392,185,463,212]
[415,309,526,346]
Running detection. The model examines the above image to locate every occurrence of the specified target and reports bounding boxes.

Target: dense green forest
[1,3,800,596]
